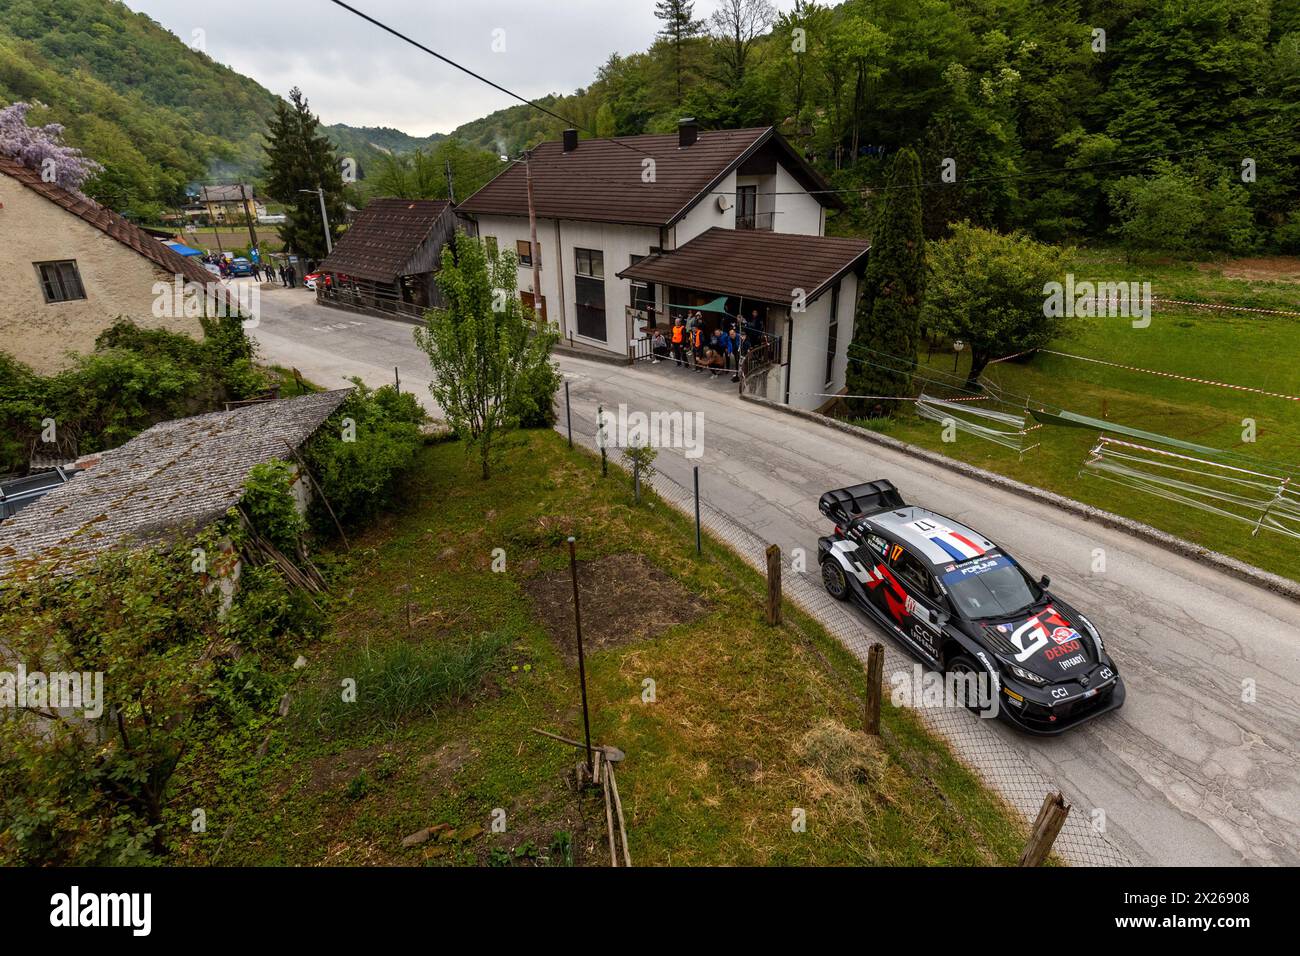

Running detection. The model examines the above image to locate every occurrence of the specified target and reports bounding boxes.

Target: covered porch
[617,228,871,409]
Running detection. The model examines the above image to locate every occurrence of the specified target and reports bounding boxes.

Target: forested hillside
[451,0,1300,251]
[0,0,442,218]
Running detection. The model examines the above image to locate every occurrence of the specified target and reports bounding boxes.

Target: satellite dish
[716,194,732,212]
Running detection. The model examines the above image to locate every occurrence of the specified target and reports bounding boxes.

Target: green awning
[669,296,732,315]
[1030,409,1226,456]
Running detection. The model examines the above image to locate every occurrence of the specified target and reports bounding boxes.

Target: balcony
[735,211,775,231]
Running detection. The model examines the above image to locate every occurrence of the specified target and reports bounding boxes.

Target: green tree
[923,222,1069,388]
[1108,159,1258,258]
[655,0,705,102]
[263,87,346,261]
[847,147,925,415]
[413,233,559,479]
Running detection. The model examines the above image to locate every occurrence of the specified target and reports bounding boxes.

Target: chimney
[678,117,698,149]
[562,128,579,152]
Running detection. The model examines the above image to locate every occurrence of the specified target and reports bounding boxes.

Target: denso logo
[1044,640,1081,661]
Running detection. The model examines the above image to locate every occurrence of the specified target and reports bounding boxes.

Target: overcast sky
[124,0,798,136]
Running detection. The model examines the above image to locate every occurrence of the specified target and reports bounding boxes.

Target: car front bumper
[998,675,1125,735]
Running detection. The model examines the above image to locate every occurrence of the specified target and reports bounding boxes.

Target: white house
[458,120,870,411]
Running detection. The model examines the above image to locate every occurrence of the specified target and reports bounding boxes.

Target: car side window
[894,549,935,598]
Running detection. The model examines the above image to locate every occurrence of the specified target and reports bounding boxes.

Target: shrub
[512,358,562,429]
[302,379,426,532]
[0,319,267,474]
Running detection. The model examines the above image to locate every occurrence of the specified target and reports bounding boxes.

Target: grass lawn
[863,250,1300,582]
[167,429,1031,867]
[174,224,285,257]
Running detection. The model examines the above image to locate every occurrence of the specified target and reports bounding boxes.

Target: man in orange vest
[670,317,685,366]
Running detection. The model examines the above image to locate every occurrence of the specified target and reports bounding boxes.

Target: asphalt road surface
[250,285,1300,866]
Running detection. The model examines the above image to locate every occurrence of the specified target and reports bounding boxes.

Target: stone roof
[0,155,213,285]
[0,390,351,576]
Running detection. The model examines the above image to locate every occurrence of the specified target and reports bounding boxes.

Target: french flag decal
[928,531,986,561]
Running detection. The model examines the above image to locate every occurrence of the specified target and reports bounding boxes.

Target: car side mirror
[931,609,949,629]
[1039,574,1051,589]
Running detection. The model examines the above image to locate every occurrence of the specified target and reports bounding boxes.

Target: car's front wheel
[821,557,849,601]
[948,654,998,717]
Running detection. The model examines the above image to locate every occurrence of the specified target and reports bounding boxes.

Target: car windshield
[940,554,1041,620]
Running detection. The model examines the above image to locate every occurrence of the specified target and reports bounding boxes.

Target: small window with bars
[35,260,86,303]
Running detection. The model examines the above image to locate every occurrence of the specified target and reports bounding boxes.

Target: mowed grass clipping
[869,251,1300,582]
[175,429,1032,867]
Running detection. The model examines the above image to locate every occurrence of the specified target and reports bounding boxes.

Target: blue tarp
[163,241,202,257]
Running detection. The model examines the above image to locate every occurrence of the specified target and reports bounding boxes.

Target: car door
[889,546,946,662]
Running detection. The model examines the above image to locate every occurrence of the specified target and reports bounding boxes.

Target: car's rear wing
[818,479,906,524]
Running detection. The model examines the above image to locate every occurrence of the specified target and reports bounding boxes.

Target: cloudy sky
[124,0,798,136]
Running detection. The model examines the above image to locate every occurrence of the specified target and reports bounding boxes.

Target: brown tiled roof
[0,155,212,285]
[617,228,871,305]
[0,390,352,576]
[459,127,837,227]
[317,198,453,283]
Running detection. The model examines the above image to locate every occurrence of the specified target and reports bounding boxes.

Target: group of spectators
[649,308,770,381]
[200,253,311,287]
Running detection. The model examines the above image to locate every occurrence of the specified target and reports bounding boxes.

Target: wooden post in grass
[567,536,594,777]
[598,404,607,477]
[1019,791,1071,866]
[765,544,782,625]
[693,466,702,555]
[565,380,573,448]
[394,366,400,394]
[864,643,884,736]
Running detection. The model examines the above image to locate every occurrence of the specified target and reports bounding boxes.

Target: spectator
[286,265,297,287]
[670,317,686,366]
[724,326,740,371]
[701,346,726,376]
[651,329,669,363]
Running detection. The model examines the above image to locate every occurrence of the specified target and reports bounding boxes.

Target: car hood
[982,603,1094,682]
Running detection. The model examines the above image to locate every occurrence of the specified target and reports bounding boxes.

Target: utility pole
[299,186,333,255]
[239,183,259,255]
[524,148,542,327]
[444,157,456,204]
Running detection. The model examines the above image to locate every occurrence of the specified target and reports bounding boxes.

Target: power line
[325,0,656,162]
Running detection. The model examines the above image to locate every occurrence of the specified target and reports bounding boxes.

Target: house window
[574,248,606,341]
[516,239,540,268]
[628,254,656,315]
[35,260,86,303]
[825,282,840,386]
[736,185,758,229]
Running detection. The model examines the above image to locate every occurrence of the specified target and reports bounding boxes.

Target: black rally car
[816,480,1124,734]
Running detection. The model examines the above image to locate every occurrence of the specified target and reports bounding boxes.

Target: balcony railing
[735,211,775,231]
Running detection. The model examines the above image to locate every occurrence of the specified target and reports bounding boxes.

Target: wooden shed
[316,198,468,318]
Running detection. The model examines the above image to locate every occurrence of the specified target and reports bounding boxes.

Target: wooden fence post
[765,544,782,625]
[1018,791,1071,866]
[864,643,884,736]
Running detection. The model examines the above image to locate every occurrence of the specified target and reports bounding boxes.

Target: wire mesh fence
[556,397,1133,867]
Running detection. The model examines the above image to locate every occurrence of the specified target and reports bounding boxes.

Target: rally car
[817,479,1124,734]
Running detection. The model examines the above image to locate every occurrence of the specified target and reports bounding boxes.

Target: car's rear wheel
[821,557,849,601]
[948,654,997,717]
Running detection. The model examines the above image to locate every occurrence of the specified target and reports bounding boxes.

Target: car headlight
[1008,663,1048,686]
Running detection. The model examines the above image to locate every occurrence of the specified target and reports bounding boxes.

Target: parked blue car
[229,257,254,277]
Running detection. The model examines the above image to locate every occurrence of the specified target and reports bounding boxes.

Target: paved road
[250,287,1300,866]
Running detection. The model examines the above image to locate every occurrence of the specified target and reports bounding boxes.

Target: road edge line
[740,393,1300,605]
